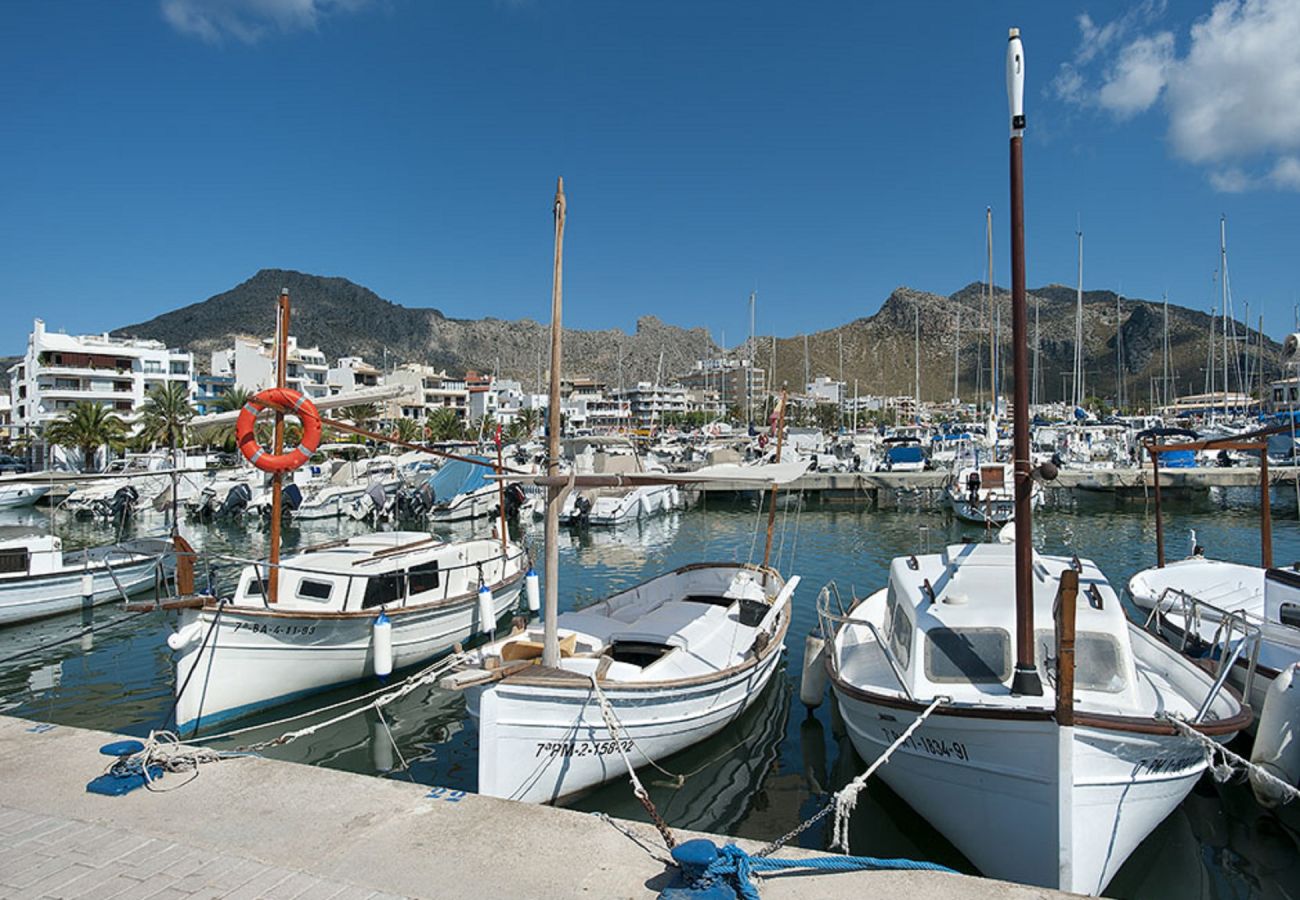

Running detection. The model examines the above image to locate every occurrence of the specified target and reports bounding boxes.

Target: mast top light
[1007,28,1025,137]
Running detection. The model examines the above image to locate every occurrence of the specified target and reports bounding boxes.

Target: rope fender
[660,840,955,900]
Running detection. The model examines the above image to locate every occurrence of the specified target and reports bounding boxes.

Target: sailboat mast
[748,291,756,426]
[987,207,995,415]
[542,178,566,668]
[267,289,290,605]
[1162,292,1170,409]
[1116,292,1123,410]
[1074,227,1084,409]
[1007,27,1041,696]
[1032,291,1040,409]
[954,302,961,405]
[914,303,921,416]
[1221,215,1229,415]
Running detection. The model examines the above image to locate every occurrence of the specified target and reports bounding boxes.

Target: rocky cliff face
[110,268,1278,407]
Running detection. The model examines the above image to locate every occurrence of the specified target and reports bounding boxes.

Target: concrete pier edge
[0,714,1069,899]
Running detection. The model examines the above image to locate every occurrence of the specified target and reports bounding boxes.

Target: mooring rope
[1162,713,1300,805]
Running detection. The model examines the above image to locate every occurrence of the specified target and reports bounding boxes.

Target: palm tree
[426,407,464,442]
[216,387,254,412]
[338,404,380,431]
[138,383,194,451]
[393,417,422,444]
[516,406,542,439]
[44,401,129,472]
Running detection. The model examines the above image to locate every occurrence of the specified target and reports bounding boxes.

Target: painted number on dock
[881,726,969,761]
[535,740,633,758]
[427,787,467,802]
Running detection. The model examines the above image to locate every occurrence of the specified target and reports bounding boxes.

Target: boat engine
[396,483,434,520]
[217,483,252,519]
[571,494,592,527]
[94,486,139,525]
[503,483,527,520]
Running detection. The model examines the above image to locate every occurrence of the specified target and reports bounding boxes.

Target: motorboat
[877,437,927,473]
[0,483,51,510]
[822,542,1249,894]
[0,534,166,626]
[441,561,797,803]
[426,457,502,523]
[170,531,528,735]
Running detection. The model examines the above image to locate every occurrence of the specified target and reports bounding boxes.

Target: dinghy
[170,531,527,734]
[442,561,796,803]
[0,534,165,626]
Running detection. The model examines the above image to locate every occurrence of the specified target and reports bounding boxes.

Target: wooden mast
[542,178,567,669]
[760,388,788,581]
[267,288,290,605]
[1007,28,1041,696]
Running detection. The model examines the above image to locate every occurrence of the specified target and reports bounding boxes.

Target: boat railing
[815,584,915,702]
[1146,587,1263,716]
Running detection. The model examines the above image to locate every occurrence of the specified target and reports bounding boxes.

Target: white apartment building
[210,336,329,400]
[677,358,766,413]
[806,376,846,406]
[384,364,470,421]
[7,319,195,437]
[615,382,688,427]
[327,356,381,396]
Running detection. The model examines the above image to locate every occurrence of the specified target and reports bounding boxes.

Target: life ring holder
[235,387,322,473]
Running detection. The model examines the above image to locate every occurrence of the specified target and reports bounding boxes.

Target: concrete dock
[0,715,1068,899]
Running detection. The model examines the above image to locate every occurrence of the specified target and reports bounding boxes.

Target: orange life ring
[235,387,322,473]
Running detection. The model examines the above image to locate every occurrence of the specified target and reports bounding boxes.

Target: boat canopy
[430,457,492,500]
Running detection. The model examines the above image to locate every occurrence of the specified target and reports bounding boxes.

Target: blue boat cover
[886,446,925,464]
[429,457,491,500]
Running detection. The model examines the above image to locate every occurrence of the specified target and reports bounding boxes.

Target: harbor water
[1,494,1296,899]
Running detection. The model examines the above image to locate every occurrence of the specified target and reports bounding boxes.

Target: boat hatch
[979,465,1005,488]
[607,640,675,668]
[0,549,30,575]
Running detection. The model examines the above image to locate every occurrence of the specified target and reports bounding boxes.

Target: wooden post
[1149,445,1165,568]
[1261,449,1273,569]
[267,289,290,604]
[542,179,566,669]
[1054,568,1078,726]
[761,388,787,579]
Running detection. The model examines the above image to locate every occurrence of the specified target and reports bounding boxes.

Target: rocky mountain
[109,268,1279,409]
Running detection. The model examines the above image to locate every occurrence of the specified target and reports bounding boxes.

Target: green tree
[516,406,542,438]
[392,417,422,444]
[338,403,381,431]
[216,387,254,412]
[44,401,129,472]
[138,383,194,450]
[426,407,465,442]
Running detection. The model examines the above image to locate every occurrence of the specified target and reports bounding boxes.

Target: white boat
[0,483,51,510]
[823,542,1249,895]
[559,482,684,526]
[0,534,165,626]
[170,531,528,735]
[1129,556,1300,715]
[946,461,1041,525]
[426,457,501,523]
[442,562,797,803]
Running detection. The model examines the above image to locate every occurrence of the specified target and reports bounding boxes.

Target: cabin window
[1281,603,1300,629]
[924,627,1010,684]
[888,606,913,670]
[296,579,333,602]
[363,572,403,609]
[1035,630,1127,693]
[0,549,30,575]
[408,562,441,596]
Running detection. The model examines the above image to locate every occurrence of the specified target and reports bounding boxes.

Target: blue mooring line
[659,839,955,900]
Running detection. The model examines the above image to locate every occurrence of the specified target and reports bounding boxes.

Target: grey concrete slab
[0,715,1070,899]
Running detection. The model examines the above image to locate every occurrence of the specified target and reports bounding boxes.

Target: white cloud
[1055,0,1300,192]
[1096,32,1174,118]
[161,0,372,43]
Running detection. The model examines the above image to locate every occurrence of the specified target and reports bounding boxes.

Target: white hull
[174,582,522,734]
[431,486,498,523]
[471,643,784,803]
[0,559,158,627]
[833,689,1209,895]
[0,485,51,510]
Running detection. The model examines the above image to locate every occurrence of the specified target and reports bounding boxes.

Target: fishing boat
[822,31,1251,896]
[946,461,1041,526]
[0,534,166,626]
[442,560,797,803]
[170,531,527,734]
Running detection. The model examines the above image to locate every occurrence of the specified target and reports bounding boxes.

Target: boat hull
[0,485,51,510]
[0,559,158,627]
[173,582,522,734]
[832,686,1209,895]
[470,642,785,804]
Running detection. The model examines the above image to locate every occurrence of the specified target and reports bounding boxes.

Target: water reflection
[1,497,1297,898]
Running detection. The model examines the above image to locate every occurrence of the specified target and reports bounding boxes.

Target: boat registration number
[1136,755,1201,775]
[535,740,633,758]
[231,622,317,636]
[881,725,970,761]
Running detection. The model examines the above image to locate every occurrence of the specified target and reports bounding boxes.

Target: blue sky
[2,1,1298,356]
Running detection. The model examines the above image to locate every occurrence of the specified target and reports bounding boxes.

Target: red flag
[494,424,503,448]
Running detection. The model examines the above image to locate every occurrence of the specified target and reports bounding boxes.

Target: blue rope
[668,841,955,900]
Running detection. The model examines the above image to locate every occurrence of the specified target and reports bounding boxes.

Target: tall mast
[1221,215,1229,415]
[1032,291,1040,409]
[803,333,810,389]
[1162,291,1170,409]
[986,207,995,415]
[954,301,962,405]
[1115,292,1123,410]
[267,289,290,605]
[1074,226,1084,409]
[748,291,756,426]
[914,303,921,416]
[542,178,566,669]
[1007,27,1041,696]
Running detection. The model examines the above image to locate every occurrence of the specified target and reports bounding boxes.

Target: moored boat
[0,534,166,626]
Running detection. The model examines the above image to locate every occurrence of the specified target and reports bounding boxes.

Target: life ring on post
[235,387,322,473]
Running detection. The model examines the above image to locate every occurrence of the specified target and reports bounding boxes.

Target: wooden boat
[0,535,165,626]
[946,461,1041,526]
[442,561,797,803]
[170,531,527,735]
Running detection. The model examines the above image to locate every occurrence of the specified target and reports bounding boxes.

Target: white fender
[478,584,495,635]
[1250,663,1299,808]
[525,568,541,614]
[372,611,393,678]
[800,631,829,707]
[167,621,205,652]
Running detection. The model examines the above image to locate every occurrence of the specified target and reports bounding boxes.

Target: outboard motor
[280,482,303,517]
[504,483,527,520]
[218,483,252,519]
[571,494,593,528]
[107,486,138,525]
[1216,449,1232,468]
